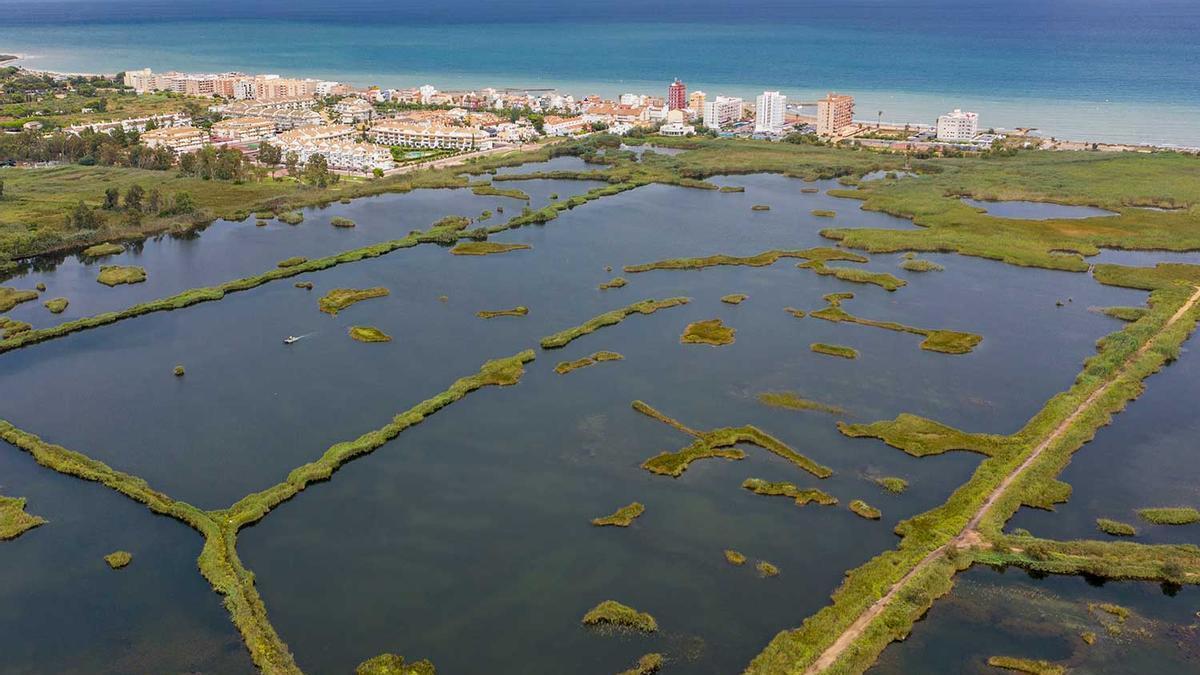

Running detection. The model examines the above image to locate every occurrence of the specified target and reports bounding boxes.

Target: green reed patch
[680,318,736,346]
[849,499,881,520]
[757,391,845,416]
[811,342,858,359]
[540,298,690,349]
[591,502,645,527]
[96,265,146,286]
[1096,518,1138,536]
[476,306,529,319]
[554,351,623,375]
[0,495,45,540]
[1137,507,1200,525]
[581,600,658,633]
[349,326,392,343]
[318,287,390,315]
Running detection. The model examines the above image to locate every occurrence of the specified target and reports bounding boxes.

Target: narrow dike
[788,284,1200,675]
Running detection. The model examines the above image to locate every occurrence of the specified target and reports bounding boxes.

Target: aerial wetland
[2,140,1200,674]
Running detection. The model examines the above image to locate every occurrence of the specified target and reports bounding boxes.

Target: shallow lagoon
[962,198,1119,220]
[0,168,1175,673]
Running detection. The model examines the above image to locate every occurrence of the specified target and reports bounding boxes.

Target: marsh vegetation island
[0,36,1199,675]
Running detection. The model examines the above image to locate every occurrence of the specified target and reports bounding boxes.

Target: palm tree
[877,110,883,129]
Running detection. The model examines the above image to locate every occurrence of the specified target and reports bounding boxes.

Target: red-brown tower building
[668,78,687,111]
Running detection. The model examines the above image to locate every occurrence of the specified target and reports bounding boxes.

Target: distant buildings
[277,125,393,172]
[754,91,787,134]
[218,98,323,131]
[936,109,979,141]
[688,90,706,115]
[65,112,192,136]
[816,93,855,137]
[668,79,687,111]
[332,97,375,124]
[659,109,695,137]
[210,117,276,143]
[703,96,743,130]
[367,120,490,150]
[140,126,207,153]
[542,115,590,136]
[122,68,339,101]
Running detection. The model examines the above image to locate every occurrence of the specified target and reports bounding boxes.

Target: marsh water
[0,162,1191,673]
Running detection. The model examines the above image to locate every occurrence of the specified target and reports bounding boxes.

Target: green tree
[0,179,4,200]
[372,167,383,178]
[67,200,101,229]
[303,153,331,187]
[285,151,300,179]
[123,183,145,211]
[258,141,282,166]
[147,187,162,214]
[103,187,120,210]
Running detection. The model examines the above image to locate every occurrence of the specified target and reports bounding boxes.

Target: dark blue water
[0,166,1166,673]
[1,0,1198,145]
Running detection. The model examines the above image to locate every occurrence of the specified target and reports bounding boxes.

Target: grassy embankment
[632,400,831,479]
[539,298,689,349]
[721,294,748,304]
[747,266,1200,675]
[0,350,535,673]
[0,494,45,540]
[807,292,983,354]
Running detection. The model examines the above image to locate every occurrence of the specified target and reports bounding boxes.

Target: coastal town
[5,59,1189,181]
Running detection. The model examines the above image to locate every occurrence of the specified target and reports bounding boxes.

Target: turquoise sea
[1,1,1198,142]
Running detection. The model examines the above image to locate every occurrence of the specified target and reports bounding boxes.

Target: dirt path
[803,285,1200,675]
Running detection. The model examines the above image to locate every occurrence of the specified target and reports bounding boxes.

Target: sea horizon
[1,1,1199,145]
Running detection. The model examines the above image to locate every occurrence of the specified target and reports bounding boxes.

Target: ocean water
[0,0,1198,146]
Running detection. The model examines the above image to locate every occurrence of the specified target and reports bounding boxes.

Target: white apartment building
[418,85,438,105]
[278,124,357,146]
[936,109,979,142]
[210,117,277,143]
[333,97,375,124]
[702,96,743,130]
[278,138,394,172]
[755,91,787,133]
[219,99,323,131]
[140,126,208,153]
[367,120,489,150]
[65,112,193,136]
[541,115,590,137]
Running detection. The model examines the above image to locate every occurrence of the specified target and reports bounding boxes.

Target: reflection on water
[0,167,1188,673]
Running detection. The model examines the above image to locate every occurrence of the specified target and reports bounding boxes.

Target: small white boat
[283,336,301,344]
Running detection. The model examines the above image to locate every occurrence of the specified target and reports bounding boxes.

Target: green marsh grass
[581,600,658,633]
[96,265,146,286]
[540,298,689,349]
[680,318,736,346]
[591,502,645,527]
[318,287,390,315]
